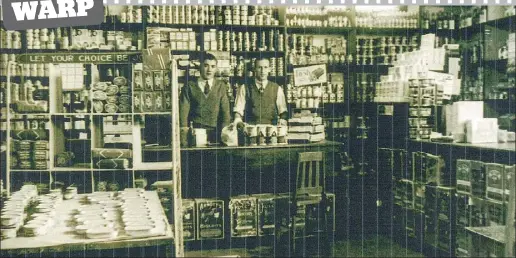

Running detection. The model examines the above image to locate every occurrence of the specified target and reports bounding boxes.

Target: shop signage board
[293,64,328,87]
[16,52,142,64]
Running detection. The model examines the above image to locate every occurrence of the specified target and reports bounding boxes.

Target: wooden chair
[275,152,330,257]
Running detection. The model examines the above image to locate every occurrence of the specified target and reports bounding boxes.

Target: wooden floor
[184,235,425,257]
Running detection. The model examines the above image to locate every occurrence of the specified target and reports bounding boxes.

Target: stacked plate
[22,214,53,237]
[119,189,167,237]
[0,185,38,239]
[73,193,121,239]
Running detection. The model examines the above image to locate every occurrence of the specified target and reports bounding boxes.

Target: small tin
[154,92,164,111]
[104,103,118,114]
[144,71,154,91]
[153,71,164,90]
[143,92,154,112]
[133,71,143,90]
[133,92,142,113]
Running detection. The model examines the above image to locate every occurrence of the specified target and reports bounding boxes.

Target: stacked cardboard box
[288,111,325,142]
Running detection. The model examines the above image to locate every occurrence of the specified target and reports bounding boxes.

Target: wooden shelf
[147,23,284,31]
[133,162,173,171]
[91,113,134,116]
[10,169,50,172]
[134,112,172,115]
[51,167,92,172]
[356,27,419,35]
[287,27,353,34]
[16,49,141,54]
[72,22,146,31]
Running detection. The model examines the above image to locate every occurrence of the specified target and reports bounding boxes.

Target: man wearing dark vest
[233,58,288,125]
[179,53,231,143]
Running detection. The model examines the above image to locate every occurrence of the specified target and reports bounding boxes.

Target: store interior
[0,5,515,257]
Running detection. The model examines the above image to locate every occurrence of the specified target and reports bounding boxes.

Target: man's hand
[279,119,288,126]
[233,115,243,125]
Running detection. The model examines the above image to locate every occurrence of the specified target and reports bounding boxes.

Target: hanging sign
[293,64,328,87]
[16,52,142,64]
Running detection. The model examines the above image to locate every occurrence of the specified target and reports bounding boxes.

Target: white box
[466,118,498,144]
[446,101,484,136]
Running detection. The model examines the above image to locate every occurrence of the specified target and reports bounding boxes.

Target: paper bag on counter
[221,124,238,147]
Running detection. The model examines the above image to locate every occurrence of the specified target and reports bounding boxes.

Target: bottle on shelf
[188,121,196,147]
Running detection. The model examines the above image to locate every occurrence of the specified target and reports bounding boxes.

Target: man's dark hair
[254,57,270,67]
[200,52,218,64]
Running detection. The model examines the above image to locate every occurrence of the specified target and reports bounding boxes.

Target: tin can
[245,126,257,146]
[257,126,267,146]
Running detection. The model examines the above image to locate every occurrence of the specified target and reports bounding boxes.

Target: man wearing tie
[233,57,288,126]
[179,52,231,143]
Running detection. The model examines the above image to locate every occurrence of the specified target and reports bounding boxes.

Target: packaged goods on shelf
[182,199,196,241]
[486,200,507,226]
[503,165,515,203]
[485,163,505,202]
[465,118,498,144]
[146,6,280,26]
[8,80,49,113]
[147,27,197,50]
[229,195,258,237]
[252,193,276,236]
[0,29,22,49]
[412,152,448,186]
[355,8,419,28]
[470,161,487,198]
[196,199,224,240]
[356,36,418,66]
[288,34,347,65]
[288,111,325,143]
[286,6,350,28]
[105,5,144,23]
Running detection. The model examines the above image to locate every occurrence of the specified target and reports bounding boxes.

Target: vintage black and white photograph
[0,2,515,257]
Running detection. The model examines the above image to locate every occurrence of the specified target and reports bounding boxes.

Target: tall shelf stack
[1,49,184,256]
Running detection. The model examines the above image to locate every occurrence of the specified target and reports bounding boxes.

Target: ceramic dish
[98,200,122,206]
[79,209,106,215]
[74,224,91,234]
[1,215,20,227]
[86,228,118,239]
[1,228,18,239]
[75,215,106,223]
[82,217,115,225]
[124,225,153,237]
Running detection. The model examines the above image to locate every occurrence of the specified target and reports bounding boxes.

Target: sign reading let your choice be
[16,53,143,64]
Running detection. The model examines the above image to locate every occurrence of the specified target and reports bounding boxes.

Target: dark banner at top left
[2,0,104,30]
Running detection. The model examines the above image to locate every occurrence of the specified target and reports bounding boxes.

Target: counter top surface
[180,140,344,151]
[411,140,516,152]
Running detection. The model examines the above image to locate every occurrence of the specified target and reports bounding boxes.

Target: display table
[180,140,344,199]
[0,191,174,255]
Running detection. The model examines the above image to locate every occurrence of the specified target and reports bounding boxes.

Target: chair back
[295,152,325,196]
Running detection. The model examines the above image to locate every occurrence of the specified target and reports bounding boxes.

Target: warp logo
[2,0,104,30]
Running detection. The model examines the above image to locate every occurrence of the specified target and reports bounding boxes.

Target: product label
[2,0,104,30]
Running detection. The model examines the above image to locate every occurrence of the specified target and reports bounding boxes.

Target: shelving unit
[1,51,184,256]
